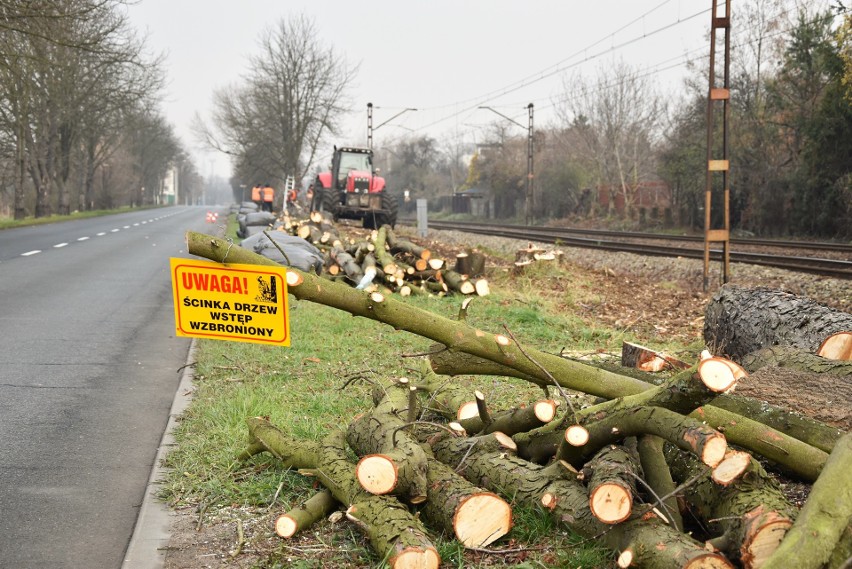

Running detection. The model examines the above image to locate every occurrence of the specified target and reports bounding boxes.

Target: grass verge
[160,230,699,567]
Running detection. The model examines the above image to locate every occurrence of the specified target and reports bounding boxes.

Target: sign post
[170,258,290,346]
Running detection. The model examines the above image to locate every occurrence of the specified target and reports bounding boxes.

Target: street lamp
[479,104,534,225]
[367,102,417,149]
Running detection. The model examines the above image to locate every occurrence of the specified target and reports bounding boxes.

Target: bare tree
[196,14,356,195]
[556,59,664,218]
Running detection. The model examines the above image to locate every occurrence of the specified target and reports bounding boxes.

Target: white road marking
[133,223,139,226]
[21,250,41,256]
[54,243,68,248]
[123,225,130,229]
[110,228,119,233]
[96,232,106,236]
[77,236,90,241]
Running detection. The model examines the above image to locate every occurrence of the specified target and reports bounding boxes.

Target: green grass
[160,250,697,567]
[0,205,165,230]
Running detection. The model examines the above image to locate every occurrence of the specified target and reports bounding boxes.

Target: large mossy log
[429,432,733,569]
[761,432,852,569]
[704,285,852,361]
[666,447,797,568]
[740,345,852,376]
[187,233,829,479]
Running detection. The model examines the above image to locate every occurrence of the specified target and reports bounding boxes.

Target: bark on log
[330,246,365,285]
[584,444,642,524]
[187,233,828,478]
[275,489,337,538]
[761,432,852,569]
[386,228,431,261]
[348,378,429,502]
[430,432,733,569]
[316,430,440,569]
[740,345,852,376]
[704,285,852,361]
[420,457,511,548]
[637,435,683,531]
[554,406,728,469]
[666,447,797,569]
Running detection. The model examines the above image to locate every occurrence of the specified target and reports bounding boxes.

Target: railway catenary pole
[703,0,732,291]
[367,102,417,150]
[479,104,535,225]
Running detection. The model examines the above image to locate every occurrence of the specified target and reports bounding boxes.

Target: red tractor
[310,146,398,229]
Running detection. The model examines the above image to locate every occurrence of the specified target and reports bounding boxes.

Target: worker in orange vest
[251,184,261,207]
[261,184,275,212]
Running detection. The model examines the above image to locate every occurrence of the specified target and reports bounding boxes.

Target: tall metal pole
[703,0,732,291]
[367,102,374,149]
[526,103,534,226]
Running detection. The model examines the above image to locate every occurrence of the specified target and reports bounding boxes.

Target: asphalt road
[0,206,221,568]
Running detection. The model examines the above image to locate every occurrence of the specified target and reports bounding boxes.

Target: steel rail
[420,220,852,279]
[418,220,852,253]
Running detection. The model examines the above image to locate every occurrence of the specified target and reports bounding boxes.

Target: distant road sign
[170,258,290,345]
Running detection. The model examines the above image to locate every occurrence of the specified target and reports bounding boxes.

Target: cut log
[386,228,430,261]
[666,447,798,569]
[420,458,511,548]
[441,270,476,295]
[330,246,365,285]
[555,406,727,469]
[760,432,852,569]
[346,381,429,502]
[454,250,486,277]
[238,419,439,569]
[817,331,852,360]
[710,450,753,486]
[430,431,733,569]
[704,285,852,361]
[275,489,337,538]
[317,431,440,569]
[584,444,641,524]
[622,341,690,372]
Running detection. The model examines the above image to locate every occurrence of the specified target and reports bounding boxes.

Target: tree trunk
[740,346,852,376]
[584,443,642,524]
[704,285,852,361]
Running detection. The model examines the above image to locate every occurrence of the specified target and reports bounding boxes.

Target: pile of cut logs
[273,211,490,297]
[188,231,852,569]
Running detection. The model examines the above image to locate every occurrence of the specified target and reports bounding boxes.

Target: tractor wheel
[312,187,339,221]
[380,189,398,229]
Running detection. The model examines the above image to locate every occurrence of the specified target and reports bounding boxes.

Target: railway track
[415,220,852,279]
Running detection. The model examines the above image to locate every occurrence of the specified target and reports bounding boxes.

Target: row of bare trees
[0,0,198,219]
[195,14,355,204]
[374,2,850,238]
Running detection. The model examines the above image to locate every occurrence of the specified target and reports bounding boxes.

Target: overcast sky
[123,0,806,178]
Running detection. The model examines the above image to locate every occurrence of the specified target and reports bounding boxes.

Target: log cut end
[356,454,398,495]
[741,511,793,569]
[493,431,518,451]
[533,400,558,423]
[285,271,303,287]
[274,514,298,538]
[698,358,740,392]
[701,435,728,467]
[391,546,440,569]
[457,401,479,421]
[565,424,590,447]
[475,279,490,297]
[454,492,512,547]
[589,482,632,524]
[817,331,852,360]
[711,451,752,486]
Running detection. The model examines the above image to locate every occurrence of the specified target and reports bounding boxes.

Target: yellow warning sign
[170,258,289,346]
